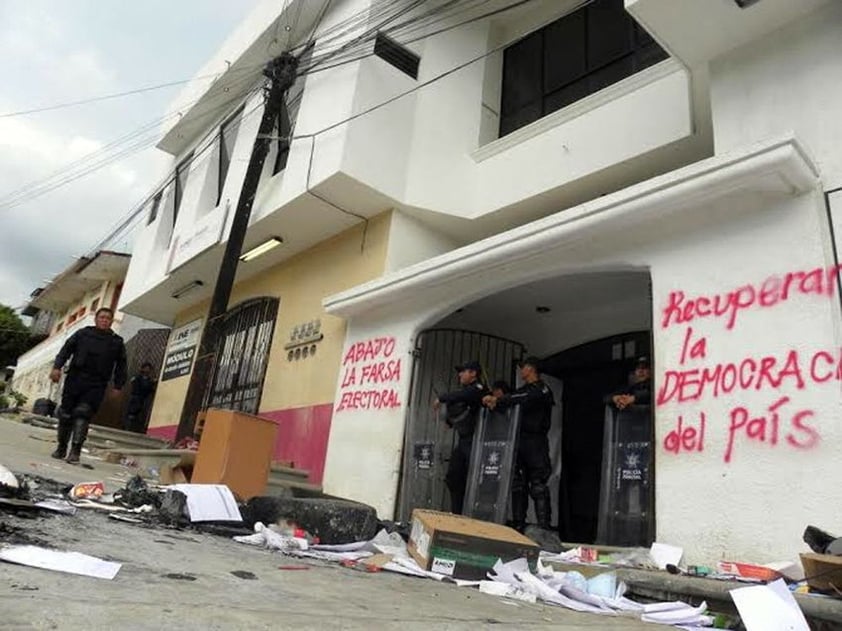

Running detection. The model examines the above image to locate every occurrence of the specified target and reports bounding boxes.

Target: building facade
[120,0,842,565]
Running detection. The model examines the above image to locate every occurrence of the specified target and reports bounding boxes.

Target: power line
[0,71,230,119]
[68,0,532,257]
[294,0,549,141]
[0,75,264,214]
[10,0,541,298]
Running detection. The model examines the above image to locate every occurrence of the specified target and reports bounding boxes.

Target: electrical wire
[0,74,264,214]
[73,0,534,258]
[293,0,555,141]
[88,90,272,254]
[11,0,543,286]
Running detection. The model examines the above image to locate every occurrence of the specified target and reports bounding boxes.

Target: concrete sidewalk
[1,415,657,630]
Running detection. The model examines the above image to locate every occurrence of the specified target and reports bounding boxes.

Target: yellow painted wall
[147,211,392,429]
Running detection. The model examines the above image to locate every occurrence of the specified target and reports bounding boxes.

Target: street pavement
[0,415,658,630]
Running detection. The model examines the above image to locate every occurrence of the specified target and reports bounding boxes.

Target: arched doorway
[203,297,279,415]
[398,270,653,545]
[397,329,525,521]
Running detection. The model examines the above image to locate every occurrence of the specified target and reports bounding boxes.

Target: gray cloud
[0,0,260,308]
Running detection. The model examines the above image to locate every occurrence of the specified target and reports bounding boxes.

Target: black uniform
[124,373,156,433]
[497,380,554,530]
[438,380,486,514]
[52,326,127,460]
[604,378,651,407]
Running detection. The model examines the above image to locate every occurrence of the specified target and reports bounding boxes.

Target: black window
[173,152,193,223]
[147,191,163,225]
[500,0,668,137]
[218,106,244,205]
[373,32,420,79]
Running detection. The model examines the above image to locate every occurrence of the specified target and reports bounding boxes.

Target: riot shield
[596,404,654,546]
[398,406,456,521]
[463,405,521,524]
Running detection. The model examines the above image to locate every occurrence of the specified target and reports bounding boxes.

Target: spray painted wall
[322,138,838,564]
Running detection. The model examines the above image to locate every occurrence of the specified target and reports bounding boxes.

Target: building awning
[323,135,819,322]
[26,250,130,314]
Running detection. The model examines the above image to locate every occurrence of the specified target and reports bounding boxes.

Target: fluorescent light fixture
[171,280,204,299]
[240,236,283,262]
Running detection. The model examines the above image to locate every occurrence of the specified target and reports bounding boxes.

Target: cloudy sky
[0,0,261,310]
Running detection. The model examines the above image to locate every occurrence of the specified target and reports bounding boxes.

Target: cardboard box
[191,408,278,500]
[800,553,842,592]
[408,510,540,580]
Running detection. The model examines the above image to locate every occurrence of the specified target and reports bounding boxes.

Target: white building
[120,0,842,565]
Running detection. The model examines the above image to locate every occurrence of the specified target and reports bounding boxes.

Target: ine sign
[162,319,203,382]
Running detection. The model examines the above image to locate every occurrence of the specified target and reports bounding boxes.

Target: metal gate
[397,329,525,522]
[203,297,279,415]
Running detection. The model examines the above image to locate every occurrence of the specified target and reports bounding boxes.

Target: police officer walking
[49,307,128,464]
[483,356,554,533]
[434,360,486,515]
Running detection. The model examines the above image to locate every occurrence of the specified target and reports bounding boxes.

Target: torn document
[730,578,809,631]
[0,545,121,580]
[169,484,242,522]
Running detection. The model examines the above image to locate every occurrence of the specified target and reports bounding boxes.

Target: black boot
[67,416,90,465]
[533,488,552,531]
[66,443,82,465]
[51,411,72,459]
[510,490,528,533]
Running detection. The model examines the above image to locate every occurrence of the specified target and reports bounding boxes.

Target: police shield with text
[50,307,127,464]
[484,356,554,533]
[434,360,486,514]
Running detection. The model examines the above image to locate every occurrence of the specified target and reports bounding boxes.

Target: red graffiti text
[336,337,402,414]
[661,263,842,330]
[662,412,706,455]
[724,396,819,463]
[656,348,842,406]
[342,336,396,365]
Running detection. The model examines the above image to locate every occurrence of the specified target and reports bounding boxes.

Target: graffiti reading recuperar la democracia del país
[335,337,402,413]
[657,264,842,462]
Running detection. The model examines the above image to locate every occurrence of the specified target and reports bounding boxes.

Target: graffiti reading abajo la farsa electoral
[336,336,402,413]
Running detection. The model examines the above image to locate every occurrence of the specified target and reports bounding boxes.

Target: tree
[0,304,29,368]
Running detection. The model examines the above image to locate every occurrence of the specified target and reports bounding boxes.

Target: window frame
[173,152,194,224]
[217,105,245,206]
[499,0,668,138]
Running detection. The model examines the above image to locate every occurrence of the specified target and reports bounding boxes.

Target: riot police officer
[483,356,554,533]
[49,307,127,464]
[434,360,486,514]
[606,356,651,410]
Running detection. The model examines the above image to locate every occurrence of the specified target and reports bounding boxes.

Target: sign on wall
[161,319,203,381]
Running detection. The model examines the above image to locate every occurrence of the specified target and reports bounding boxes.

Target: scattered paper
[234,522,307,552]
[763,561,805,582]
[34,498,77,515]
[0,464,18,488]
[650,542,683,570]
[479,580,537,603]
[730,578,809,631]
[641,601,711,626]
[169,484,242,522]
[0,545,121,579]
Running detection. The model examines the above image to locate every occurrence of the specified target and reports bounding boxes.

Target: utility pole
[176,53,300,441]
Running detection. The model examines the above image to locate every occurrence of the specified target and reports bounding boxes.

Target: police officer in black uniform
[434,360,486,515]
[124,362,157,433]
[50,307,127,464]
[605,356,651,411]
[483,356,554,533]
